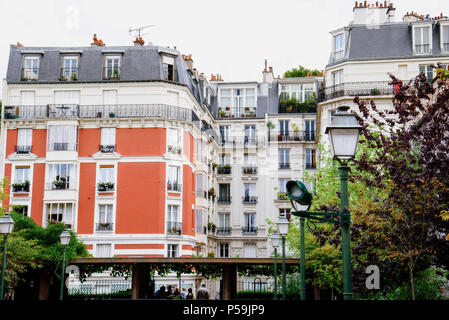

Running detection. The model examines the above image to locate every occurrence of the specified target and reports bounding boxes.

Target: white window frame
[101,127,116,146]
[46,163,76,190]
[47,125,78,151]
[305,149,316,169]
[167,244,179,258]
[218,243,229,258]
[14,166,30,184]
[17,128,33,148]
[332,70,344,86]
[218,212,230,229]
[98,204,114,223]
[45,202,75,227]
[23,56,40,79]
[218,87,257,116]
[104,56,120,79]
[62,56,79,78]
[441,23,449,53]
[332,33,345,61]
[413,24,432,55]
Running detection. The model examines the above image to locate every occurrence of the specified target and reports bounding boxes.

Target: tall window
[220,125,230,144]
[47,125,77,151]
[162,56,175,81]
[46,163,76,189]
[15,167,29,184]
[218,243,229,258]
[219,88,256,117]
[99,166,114,184]
[167,205,179,222]
[278,178,289,193]
[101,128,116,152]
[243,213,256,233]
[219,154,231,166]
[244,183,256,198]
[279,83,315,102]
[103,90,117,117]
[167,128,182,154]
[305,120,316,141]
[332,70,343,86]
[97,204,113,231]
[442,25,449,53]
[12,205,28,217]
[280,120,289,135]
[96,244,112,257]
[305,149,316,169]
[62,56,78,79]
[105,56,120,79]
[414,26,431,54]
[219,184,231,202]
[279,149,290,169]
[167,166,180,191]
[17,128,32,153]
[23,57,39,80]
[218,213,230,234]
[167,244,179,257]
[244,154,257,168]
[333,33,345,60]
[46,203,74,227]
[244,125,256,145]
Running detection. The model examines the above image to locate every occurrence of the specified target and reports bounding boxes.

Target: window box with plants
[208,187,216,201]
[11,181,30,193]
[207,222,217,234]
[97,222,113,231]
[98,182,114,192]
[53,179,67,190]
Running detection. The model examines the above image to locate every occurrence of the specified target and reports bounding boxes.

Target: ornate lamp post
[277,215,289,300]
[59,229,71,301]
[270,231,280,300]
[286,105,362,300]
[0,214,15,300]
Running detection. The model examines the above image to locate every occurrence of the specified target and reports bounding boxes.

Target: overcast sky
[0,0,446,99]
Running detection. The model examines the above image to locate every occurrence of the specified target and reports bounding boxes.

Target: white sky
[0,0,446,99]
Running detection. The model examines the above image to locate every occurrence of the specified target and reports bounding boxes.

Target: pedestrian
[186,288,194,300]
[156,285,166,299]
[181,287,187,299]
[196,283,210,300]
[166,285,174,299]
[173,287,183,299]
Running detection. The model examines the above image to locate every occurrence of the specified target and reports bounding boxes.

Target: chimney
[183,54,194,71]
[262,60,274,83]
[91,34,105,46]
[353,1,392,24]
[133,37,145,46]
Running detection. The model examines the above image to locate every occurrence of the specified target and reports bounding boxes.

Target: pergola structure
[68,257,301,300]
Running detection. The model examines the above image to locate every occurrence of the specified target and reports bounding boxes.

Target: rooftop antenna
[129,25,154,38]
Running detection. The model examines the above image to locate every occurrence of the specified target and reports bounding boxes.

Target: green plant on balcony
[212,162,218,169]
[71,73,78,80]
[208,187,216,200]
[11,181,30,192]
[223,164,231,169]
[112,70,119,79]
[370,88,381,95]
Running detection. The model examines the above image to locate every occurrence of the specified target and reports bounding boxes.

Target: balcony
[48,142,73,151]
[11,181,30,193]
[60,67,79,81]
[21,67,39,81]
[414,44,432,55]
[279,163,290,169]
[96,222,114,231]
[217,166,231,174]
[104,67,120,80]
[242,196,258,204]
[242,226,258,234]
[217,227,231,235]
[167,182,182,192]
[217,107,257,119]
[268,130,315,142]
[50,180,69,190]
[278,101,317,114]
[16,145,32,154]
[3,104,193,122]
[166,222,182,235]
[100,145,115,153]
[168,145,182,155]
[242,166,257,174]
[330,50,344,62]
[97,182,115,192]
[217,196,231,204]
[318,81,394,102]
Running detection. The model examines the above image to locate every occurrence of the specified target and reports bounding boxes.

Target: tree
[284,65,322,78]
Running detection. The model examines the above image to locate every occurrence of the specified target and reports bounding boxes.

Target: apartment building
[317,1,449,146]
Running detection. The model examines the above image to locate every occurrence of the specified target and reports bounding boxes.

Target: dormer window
[61,56,79,81]
[332,33,345,61]
[413,25,432,55]
[162,55,175,81]
[22,56,39,80]
[104,56,120,80]
[441,24,449,54]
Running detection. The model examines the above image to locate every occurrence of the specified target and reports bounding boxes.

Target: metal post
[300,217,306,300]
[0,235,8,300]
[273,248,278,300]
[59,246,67,301]
[339,165,353,300]
[281,236,286,300]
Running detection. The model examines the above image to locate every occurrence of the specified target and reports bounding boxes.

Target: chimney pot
[16,42,24,47]
[364,1,367,7]
[355,1,358,8]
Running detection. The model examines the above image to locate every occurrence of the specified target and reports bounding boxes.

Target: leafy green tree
[284,65,322,78]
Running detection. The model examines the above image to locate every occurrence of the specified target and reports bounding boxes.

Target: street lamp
[0,214,15,300]
[59,229,71,301]
[277,215,289,300]
[270,231,280,300]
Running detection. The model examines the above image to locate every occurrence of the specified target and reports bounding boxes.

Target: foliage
[284,65,322,78]
[68,289,131,300]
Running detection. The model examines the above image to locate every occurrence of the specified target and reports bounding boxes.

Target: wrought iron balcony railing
[279,163,290,169]
[217,166,231,174]
[16,145,32,154]
[330,50,344,62]
[3,104,193,122]
[167,182,182,192]
[414,44,432,55]
[100,145,115,153]
[219,137,266,148]
[242,226,258,234]
[242,196,258,204]
[242,166,257,174]
[318,81,394,102]
[217,227,231,234]
[217,196,231,204]
[268,130,315,142]
[166,222,182,235]
[96,222,114,231]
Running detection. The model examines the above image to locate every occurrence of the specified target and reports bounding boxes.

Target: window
[220,125,230,144]
[96,244,112,258]
[17,128,32,153]
[62,56,78,79]
[48,125,77,151]
[306,149,316,169]
[167,244,179,257]
[332,70,343,86]
[218,213,230,234]
[419,65,448,83]
[103,90,117,117]
[279,83,315,102]
[46,203,74,227]
[244,125,256,145]
[244,183,256,198]
[218,184,231,202]
[167,166,180,191]
[279,208,291,217]
[280,120,289,135]
[243,213,257,233]
[219,154,230,166]
[218,243,229,258]
[219,88,257,117]
[162,55,175,81]
[305,120,316,141]
[167,128,182,154]
[100,128,116,152]
[46,163,76,190]
[279,178,289,193]
[167,205,179,222]
[97,204,113,231]
[12,205,28,217]
[196,209,203,233]
[279,149,290,169]
[15,167,30,184]
[244,154,257,168]
[167,205,181,234]
[196,173,205,197]
[99,166,114,186]
[55,90,80,105]
[332,33,345,61]
[414,26,431,54]
[442,25,449,53]
[104,56,120,79]
[243,243,257,258]
[23,57,39,80]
